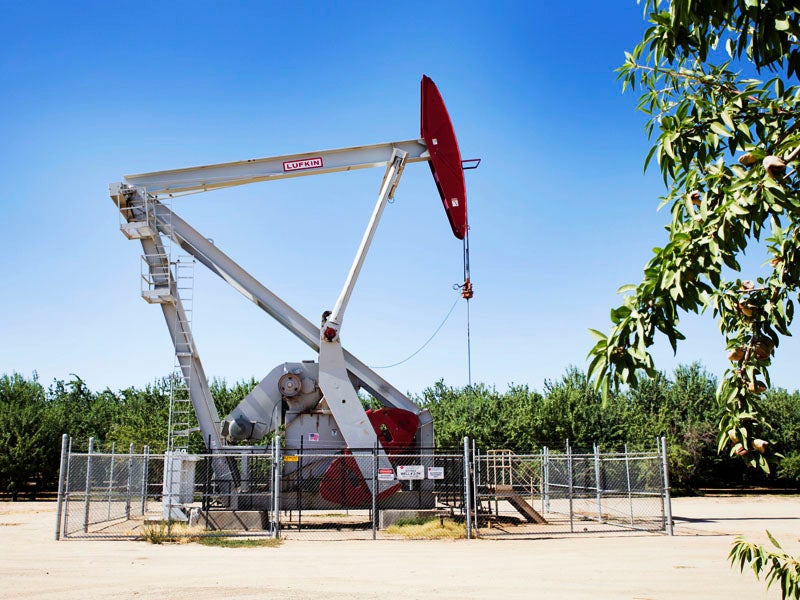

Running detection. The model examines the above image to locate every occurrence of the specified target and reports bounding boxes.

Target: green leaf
[588,328,608,342]
[709,121,732,138]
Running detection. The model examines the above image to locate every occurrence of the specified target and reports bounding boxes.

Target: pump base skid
[200,510,270,531]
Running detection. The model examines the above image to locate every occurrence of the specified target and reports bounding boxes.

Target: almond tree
[589,0,800,474]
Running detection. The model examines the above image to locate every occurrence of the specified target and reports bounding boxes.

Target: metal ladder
[116,191,198,452]
[168,256,197,452]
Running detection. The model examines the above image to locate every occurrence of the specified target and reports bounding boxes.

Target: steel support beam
[149,200,429,425]
[124,139,428,196]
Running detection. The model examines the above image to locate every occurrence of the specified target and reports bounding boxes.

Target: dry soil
[1,495,798,599]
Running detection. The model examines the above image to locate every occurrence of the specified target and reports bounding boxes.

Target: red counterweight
[318,407,419,506]
[420,75,468,240]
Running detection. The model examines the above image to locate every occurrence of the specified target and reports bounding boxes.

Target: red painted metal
[420,75,468,240]
[317,408,417,506]
[319,454,402,506]
[366,407,418,451]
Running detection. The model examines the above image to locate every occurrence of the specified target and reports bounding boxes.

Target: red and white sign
[283,157,324,172]
[427,466,444,480]
[377,468,395,482]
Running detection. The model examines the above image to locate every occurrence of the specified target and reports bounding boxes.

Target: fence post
[463,437,472,540]
[593,443,603,523]
[272,435,281,538]
[83,437,95,533]
[471,438,479,533]
[107,442,116,521]
[624,443,634,526]
[125,443,134,520]
[203,453,211,529]
[140,445,149,516]
[660,436,673,535]
[566,440,574,533]
[244,453,252,494]
[543,446,550,513]
[54,433,69,540]
[63,437,73,536]
[372,443,378,540]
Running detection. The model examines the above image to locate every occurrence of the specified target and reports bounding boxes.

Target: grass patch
[139,521,281,547]
[140,521,206,544]
[386,517,465,540]
[196,536,282,548]
[392,516,434,527]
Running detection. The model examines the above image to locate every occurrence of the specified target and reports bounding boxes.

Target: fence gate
[472,440,672,538]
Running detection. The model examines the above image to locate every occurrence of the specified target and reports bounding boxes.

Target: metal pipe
[471,438,479,532]
[661,437,674,535]
[141,445,149,516]
[463,437,472,540]
[593,443,603,523]
[83,437,94,533]
[54,434,69,540]
[125,443,134,520]
[624,443,634,527]
[272,435,281,538]
[107,442,116,521]
[567,441,573,533]
[372,443,378,541]
[543,446,550,514]
[330,151,407,325]
[63,437,73,534]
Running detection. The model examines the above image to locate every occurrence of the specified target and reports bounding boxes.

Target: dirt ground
[1,495,798,599]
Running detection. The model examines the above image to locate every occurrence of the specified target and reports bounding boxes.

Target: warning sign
[427,466,444,480]
[284,455,299,463]
[377,468,395,482]
[397,465,425,480]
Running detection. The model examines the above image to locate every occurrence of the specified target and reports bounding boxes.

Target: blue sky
[2,1,797,396]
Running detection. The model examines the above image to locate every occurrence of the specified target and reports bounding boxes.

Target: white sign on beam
[397,465,424,480]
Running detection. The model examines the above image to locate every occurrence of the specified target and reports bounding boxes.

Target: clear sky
[2,1,798,397]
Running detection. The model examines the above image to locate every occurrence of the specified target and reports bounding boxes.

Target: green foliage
[195,536,281,548]
[106,382,170,452]
[0,373,56,500]
[141,520,172,544]
[1,363,798,498]
[777,452,800,483]
[0,372,260,499]
[730,532,800,599]
[590,0,800,472]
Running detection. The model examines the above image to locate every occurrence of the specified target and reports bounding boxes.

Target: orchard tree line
[2,362,800,499]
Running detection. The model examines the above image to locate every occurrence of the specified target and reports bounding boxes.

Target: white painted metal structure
[111,139,437,461]
[111,76,473,509]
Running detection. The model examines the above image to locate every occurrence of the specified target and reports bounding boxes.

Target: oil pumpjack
[110,76,474,510]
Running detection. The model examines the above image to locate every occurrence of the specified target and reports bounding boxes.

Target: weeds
[196,536,282,548]
[140,521,281,547]
[386,517,465,540]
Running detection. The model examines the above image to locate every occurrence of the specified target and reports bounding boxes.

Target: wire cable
[370,296,460,369]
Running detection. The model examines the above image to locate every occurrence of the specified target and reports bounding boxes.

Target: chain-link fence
[58,440,164,539]
[277,446,468,540]
[474,442,671,538]
[55,435,671,541]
